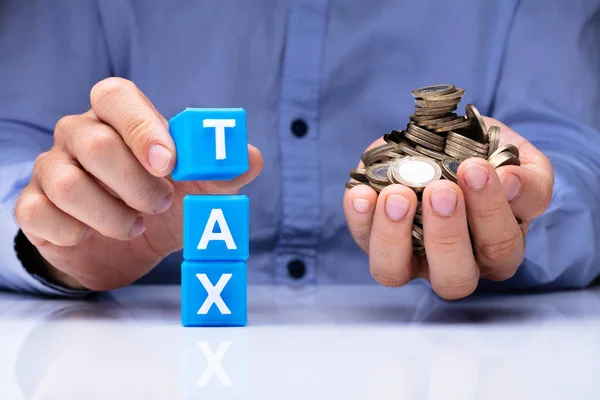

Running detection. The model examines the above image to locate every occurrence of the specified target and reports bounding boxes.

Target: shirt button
[290,119,308,138]
[287,259,306,279]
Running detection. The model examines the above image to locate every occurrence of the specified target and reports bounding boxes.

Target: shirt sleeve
[0,1,111,295]
[480,0,600,291]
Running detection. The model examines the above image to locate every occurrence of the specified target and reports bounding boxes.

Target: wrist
[14,229,87,290]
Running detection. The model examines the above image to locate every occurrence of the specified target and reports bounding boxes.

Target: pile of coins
[346,84,521,257]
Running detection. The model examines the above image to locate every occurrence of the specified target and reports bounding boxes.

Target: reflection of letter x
[197,341,233,387]
[197,273,232,315]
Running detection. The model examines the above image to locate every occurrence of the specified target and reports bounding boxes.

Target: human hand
[15,78,263,290]
[343,117,553,299]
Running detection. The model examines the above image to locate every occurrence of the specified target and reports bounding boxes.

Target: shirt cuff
[0,189,90,298]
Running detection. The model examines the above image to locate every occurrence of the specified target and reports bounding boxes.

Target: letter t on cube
[169,108,249,181]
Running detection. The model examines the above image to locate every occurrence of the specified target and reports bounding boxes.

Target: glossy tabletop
[1,282,599,399]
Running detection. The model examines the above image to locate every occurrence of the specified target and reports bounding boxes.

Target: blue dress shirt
[1,0,599,296]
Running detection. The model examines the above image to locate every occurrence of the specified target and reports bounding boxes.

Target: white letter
[197,341,233,386]
[203,119,236,160]
[197,273,232,314]
[198,209,237,250]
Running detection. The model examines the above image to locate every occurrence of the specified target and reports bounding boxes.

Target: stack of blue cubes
[169,108,250,327]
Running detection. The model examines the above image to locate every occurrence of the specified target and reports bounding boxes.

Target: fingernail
[129,216,147,237]
[463,164,489,190]
[385,194,411,221]
[353,198,372,214]
[431,187,458,216]
[154,192,174,213]
[148,144,172,172]
[501,173,521,201]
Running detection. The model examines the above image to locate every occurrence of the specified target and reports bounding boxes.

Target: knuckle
[54,115,78,139]
[471,202,504,223]
[83,129,120,164]
[15,192,43,227]
[478,235,521,263]
[432,233,464,252]
[486,265,519,282]
[125,113,154,144]
[49,168,81,204]
[53,223,88,247]
[90,77,135,107]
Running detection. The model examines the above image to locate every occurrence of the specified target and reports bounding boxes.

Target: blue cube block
[183,195,249,261]
[181,261,247,327]
[169,108,249,181]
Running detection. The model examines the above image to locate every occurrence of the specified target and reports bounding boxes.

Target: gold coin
[407,123,446,144]
[443,146,470,161]
[366,163,393,185]
[465,104,488,142]
[350,168,368,182]
[390,156,442,192]
[345,181,365,190]
[410,113,456,124]
[397,141,424,157]
[418,87,465,101]
[412,224,424,243]
[415,145,447,160]
[414,96,462,108]
[368,181,387,193]
[487,125,501,157]
[489,144,519,160]
[431,117,471,133]
[414,105,458,116]
[444,142,487,158]
[404,132,445,152]
[489,151,520,168]
[361,143,397,166]
[447,131,489,152]
[369,150,404,165]
[412,84,455,99]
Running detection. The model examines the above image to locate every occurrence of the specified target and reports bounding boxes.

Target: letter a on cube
[169,108,248,181]
[183,195,249,261]
[181,261,247,327]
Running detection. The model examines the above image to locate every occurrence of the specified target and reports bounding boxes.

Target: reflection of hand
[344,116,554,299]
[14,78,263,291]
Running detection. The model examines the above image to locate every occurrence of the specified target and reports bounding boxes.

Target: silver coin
[390,156,442,192]
[441,157,461,183]
[366,163,393,185]
[349,168,368,182]
[412,84,455,99]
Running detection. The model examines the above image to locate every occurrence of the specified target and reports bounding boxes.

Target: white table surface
[1,282,599,400]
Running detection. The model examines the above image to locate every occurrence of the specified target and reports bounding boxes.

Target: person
[1,0,599,299]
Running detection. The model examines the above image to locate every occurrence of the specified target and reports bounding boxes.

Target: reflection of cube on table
[169,108,250,328]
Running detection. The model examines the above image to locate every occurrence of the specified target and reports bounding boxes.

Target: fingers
[496,165,553,220]
[368,185,417,287]
[200,144,264,193]
[55,114,174,214]
[32,150,145,241]
[90,77,176,177]
[457,159,524,281]
[15,186,90,247]
[343,184,378,252]
[422,180,479,300]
